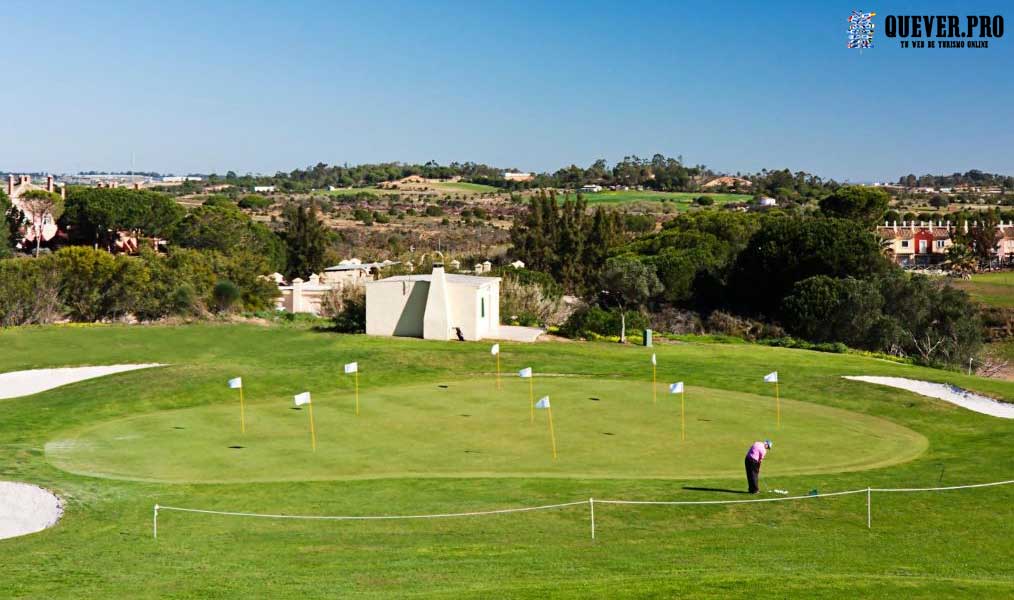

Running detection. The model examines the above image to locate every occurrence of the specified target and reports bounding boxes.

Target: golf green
[46,377,926,483]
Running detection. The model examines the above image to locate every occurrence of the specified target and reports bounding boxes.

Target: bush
[704,310,785,341]
[238,194,272,210]
[213,280,241,313]
[560,305,649,339]
[329,286,366,333]
[694,196,714,206]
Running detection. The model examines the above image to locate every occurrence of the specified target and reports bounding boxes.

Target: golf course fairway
[47,378,925,483]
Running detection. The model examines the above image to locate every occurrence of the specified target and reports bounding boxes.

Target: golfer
[745,439,771,494]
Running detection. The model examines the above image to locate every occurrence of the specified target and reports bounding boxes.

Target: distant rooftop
[374,272,499,288]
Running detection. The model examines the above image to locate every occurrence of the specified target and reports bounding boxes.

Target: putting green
[46,377,926,483]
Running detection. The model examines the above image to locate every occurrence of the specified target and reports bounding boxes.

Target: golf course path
[0,364,164,400]
[0,482,63,540]
[844,376,1014,418]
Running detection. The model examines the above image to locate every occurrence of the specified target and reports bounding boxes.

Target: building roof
[372,273,500,288]
[324,260,398,272]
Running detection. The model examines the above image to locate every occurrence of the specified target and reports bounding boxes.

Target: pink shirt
[746,442,768,462]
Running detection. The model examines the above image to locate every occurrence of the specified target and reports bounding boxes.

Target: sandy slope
[0,364,164,400]
[843,376,1014,418]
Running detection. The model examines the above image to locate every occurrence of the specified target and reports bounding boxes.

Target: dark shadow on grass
[682,486,748,494]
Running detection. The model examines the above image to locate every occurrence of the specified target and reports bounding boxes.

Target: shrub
[694,196,714,206]
[560,305,649,339]
[238,194,272,210]
[212,280,242,313]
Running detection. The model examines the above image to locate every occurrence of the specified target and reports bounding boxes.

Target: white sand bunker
[0,482,63,540]
[0,364,164,400]
[844,376,1014,419]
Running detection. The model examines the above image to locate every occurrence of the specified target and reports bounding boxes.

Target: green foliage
[62,187,184,246]
[212,280,242,313]
[173,203,286,272]
[694,195,715,206]
[201,194,235,208]
[282,201,333,279]
[0,256,61,325]
[237,194,272,210]
[818,186,890,225]
[781,272,982,366]
[599,256,664,310]
[424,205,444,217]
[729,217,887,318]
[330,287,366,333]
[0,190,10,258]
[560,305,649,338]
[509,191,626,293]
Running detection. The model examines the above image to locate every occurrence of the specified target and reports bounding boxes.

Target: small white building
[253,185,276,193]
[580,184,603,193]
[366,264,500,341]
[758,196,777,207]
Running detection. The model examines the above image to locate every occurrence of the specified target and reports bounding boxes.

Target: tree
[598,257,664,343]
[173,204,286,271]
[62,187,183,248]
[282,201,332,279]
[19,190,64,256]
[0,189,10,258]
[729,217,888,319]
[818,186,890,225]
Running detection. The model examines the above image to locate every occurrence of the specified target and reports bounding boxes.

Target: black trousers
[745,457,761,493]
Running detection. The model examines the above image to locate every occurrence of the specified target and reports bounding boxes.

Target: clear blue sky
[2,0,1011,181]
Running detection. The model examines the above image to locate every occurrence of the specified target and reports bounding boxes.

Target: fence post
[589,498,595,541]
[154,504,160,539]
[866,488,871,529]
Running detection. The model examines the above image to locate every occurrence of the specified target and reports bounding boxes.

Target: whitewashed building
[365,264,500,341]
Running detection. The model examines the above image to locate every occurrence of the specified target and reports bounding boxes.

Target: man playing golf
[745,439,772,494]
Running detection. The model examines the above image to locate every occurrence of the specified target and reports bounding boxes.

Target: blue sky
[2,0,1011,181]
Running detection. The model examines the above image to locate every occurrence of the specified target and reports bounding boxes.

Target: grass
[2,324,1013,598]
[580,190,751,207]
[430,181,500,194]
[952,271,1014,307]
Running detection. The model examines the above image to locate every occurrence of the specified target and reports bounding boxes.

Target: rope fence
[153,478,1014,540]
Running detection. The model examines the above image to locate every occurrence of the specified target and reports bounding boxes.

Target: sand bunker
[0,364,164,400]
[0,482,63,540]
[844,376,1014,419]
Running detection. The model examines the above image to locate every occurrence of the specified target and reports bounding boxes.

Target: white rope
[870,479,1014,493]
[594,488,868,506]
[156,500,588,521]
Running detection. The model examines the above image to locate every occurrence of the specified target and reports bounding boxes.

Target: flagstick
[775,381,780,429]
[681,390,686,442]
[547,406,558,460]
[308,401,317,452]
[652,364,657,404]
[354,371,360,416]
[529,377,534,424]
[496,353,501,392]
[239,386,246,434]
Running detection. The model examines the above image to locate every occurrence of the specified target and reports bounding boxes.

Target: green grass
[580,190,751,207]
[953,271,1014,307]
[2,324,1013,598]
[431,181,500,194]
[46,378,924,483]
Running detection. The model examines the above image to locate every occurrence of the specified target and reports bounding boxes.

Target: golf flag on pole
[535,396,557,460]
[519,367,534,422]
[670,382,686,441]
[229,377,245,433]
[491,344,501,391]
[651,353,657,404]
[764,372,780,428]
[345,362,360,415]
[293,392,316,451]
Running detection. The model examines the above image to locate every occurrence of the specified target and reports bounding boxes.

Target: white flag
[491,343,500,356]
[764,371,778,383]
[651,353,656,366]
[344,362,359,374]
[518,367,532,378]
[294,391,311,406]
[535,396,550,409]
[669,382,684,394]
[227,377,243,389]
